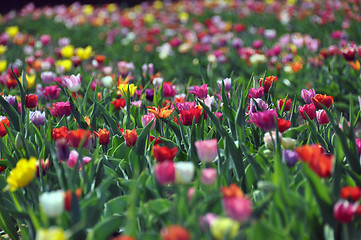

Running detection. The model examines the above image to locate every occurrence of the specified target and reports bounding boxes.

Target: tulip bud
[264,131,282,150]
[333,200,358,223]
[175,162,195,184]
[194,139,218,163]
[56,138,70,161]
[281,137,297,149]
[201,168,217,185]
[39,190,64,218]
[141,113,156,129]
[15,132,24,149]
[282,150,299,167]
[210,217,240,240]
[101,76,113,88]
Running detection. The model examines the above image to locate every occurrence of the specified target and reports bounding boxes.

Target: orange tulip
[123,129,137,147]
[147,104,174,119]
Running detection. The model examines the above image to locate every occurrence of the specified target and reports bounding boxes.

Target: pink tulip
[154,161,175,185]
[201,168,217,185]
[194,139,218,163]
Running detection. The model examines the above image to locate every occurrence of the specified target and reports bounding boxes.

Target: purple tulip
[301,88,316,104]
[248,109,277,131]
[217,78,232,92]
[30,111,46,127]
[282,150,299,167]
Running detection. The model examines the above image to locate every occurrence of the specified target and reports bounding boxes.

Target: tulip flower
[63,74,81,92]
[56,138,70,161]
[5,157,37,191]
[201,168,217,185]
[154,160,175,185]
[259,76,277,93]
[248,87,264,99]
[282,150,299,167]
[189,84,208,99]
[141,113,156,129]
[312,94,334,109]
[316,110,330,125]
[162,82,177,97]
[118,83,137,97]
[264,131,282,150]
[217,78,232,92]
[123,129,137,147]
[36,227,68,240]
[112,98,126,110]
[300,88,316,104]
[210,217,240,240]
[340,186,361,202]
[67,150,91,169]
[175,161,195,184]
[199,213,218,231]
[66,129,91,148]
[110,236,136,240]
[153,145,178,162]
[53,101,71,118]
[179,106,202,126]
[281,137,297,150]
[43,85,60,100]
[95,128,110,145]
[25,94,38,108]
[39,190,64,218]
[299,104,316,120]
[161,225,190,240]
[40,71,56,84]
[249,98,268,113]
[52,127,69,141]
[61,45,74,58]
[147,104,174,119]
[277,118,291,133]
[0,116,10,137]
[277,98,292,111]
[333,200,358,223]
[295,144,333,178]
[248,109,277,131]
[194,139,218,163]
[221,184,252,222]
[30,111,46,127]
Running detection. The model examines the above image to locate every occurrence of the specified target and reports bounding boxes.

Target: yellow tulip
[5,26,19,38]
[19,74,36,89]
[144,13,155,23]
[0,60,7,73]
[154,0,163,9]
[210,217,240,240]
[36,227,68,240]
[5,157,37,192]
[0,45,7,55]
[55,59,72,72]
[76,46,94,61]
[61,45,74,59]
[107,3,116,12]
[118,83,137,97]
[83,4,93,16]
[178,12,189,22]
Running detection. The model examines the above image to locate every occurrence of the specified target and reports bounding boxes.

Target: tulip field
[1,0,361,239]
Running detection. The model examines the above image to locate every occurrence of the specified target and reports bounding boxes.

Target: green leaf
[134,120,154,156]
[86,216,122,240]
[104,196,128,217]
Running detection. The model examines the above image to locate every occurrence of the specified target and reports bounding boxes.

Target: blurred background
[1,0,146,14]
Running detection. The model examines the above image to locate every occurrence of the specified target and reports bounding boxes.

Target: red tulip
[153,145,178,162]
